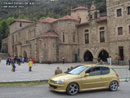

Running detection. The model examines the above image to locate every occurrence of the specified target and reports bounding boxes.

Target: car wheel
[66,83,79,95]
[109,81,118,91]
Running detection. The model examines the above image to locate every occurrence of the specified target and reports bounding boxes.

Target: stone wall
[107,0,130,64]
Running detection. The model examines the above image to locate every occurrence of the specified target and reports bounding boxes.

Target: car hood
[50,73,79,81]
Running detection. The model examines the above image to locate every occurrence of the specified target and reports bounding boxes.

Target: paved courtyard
[0,60,130,82]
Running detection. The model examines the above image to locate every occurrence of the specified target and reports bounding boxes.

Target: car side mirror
[84,73,89,77]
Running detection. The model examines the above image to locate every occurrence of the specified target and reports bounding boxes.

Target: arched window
[99,27,105,42]
[62,32,65,42]
[129,25,130,34]
[85,33,89,44]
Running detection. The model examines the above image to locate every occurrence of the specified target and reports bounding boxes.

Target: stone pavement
[0,60,130,82]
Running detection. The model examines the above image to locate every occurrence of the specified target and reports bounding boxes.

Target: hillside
[0,0,106,21]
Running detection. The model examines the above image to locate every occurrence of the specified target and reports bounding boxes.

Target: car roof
[81,64,112,68]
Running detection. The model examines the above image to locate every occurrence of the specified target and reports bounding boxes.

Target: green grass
[0,80,48,88]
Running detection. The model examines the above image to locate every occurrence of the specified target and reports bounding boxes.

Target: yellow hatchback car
[48,64,120,95]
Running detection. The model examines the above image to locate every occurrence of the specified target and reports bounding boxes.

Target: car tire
[109,81,119,91]
[66,83,79,95]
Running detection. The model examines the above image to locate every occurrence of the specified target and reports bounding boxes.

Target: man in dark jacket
[55,67,62,75]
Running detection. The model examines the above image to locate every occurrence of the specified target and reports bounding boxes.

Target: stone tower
[89,2,100,20]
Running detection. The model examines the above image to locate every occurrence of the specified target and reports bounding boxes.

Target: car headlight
[56,80,64,84]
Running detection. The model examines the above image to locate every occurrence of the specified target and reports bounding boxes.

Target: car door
[81,67,103,90]
[100,67,111,87]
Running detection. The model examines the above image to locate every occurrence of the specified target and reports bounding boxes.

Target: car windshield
[65,65,88,75]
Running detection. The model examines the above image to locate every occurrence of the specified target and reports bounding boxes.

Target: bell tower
[89,2,100,20]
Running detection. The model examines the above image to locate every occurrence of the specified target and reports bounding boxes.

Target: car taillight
[116,74,119,78]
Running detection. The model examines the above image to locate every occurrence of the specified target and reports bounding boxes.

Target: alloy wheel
[66,83,79,95]
[109,81,118,91]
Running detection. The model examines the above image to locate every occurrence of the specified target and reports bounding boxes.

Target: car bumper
[48,83,66,92]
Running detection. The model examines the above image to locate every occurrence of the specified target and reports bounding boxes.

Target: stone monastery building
[6,0,130,64]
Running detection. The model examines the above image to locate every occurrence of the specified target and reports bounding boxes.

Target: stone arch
[98,49,109,61]
[23,51,27,58]
[84,50,93,61]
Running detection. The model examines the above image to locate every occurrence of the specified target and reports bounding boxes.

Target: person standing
[55,67,62,75]
[17,57,21,65]
[28,60,33,72]
[116,55,120,65]
[32,58,35,64]
[107,57,110,65]
[11,63,16,72]
[22,57,24,63]
[109,56,112,65]
[6,57,9,65]
[62,56,65,64]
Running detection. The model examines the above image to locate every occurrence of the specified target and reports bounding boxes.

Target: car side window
[86,67,101,76]
[101,67,110,75]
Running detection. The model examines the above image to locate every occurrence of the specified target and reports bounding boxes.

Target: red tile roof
[71,6,88,11]
[15,19,33,23]
[40,17,57,23]
[39,32,59,38]
[96,17,107,23]
[57,15,79,22]
[10,19,33,25]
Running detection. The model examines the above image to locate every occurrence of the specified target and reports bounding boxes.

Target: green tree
[0,17,14,49]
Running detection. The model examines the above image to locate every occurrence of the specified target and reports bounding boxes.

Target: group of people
[6,56,35,66]
[55,66,74,75]
[5,56,35,72]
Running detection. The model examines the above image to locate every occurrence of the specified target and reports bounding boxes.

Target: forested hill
[0,0,106,21]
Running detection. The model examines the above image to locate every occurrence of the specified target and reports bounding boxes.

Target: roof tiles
[57,15,79,22]
[40,17,57,23]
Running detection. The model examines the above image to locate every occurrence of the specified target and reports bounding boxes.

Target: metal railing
[112,66,130,82]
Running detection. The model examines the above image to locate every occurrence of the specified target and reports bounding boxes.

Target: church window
[94,12,97,19]
[85,33,89,44]
[119,46,124,60]
[129,26,130,34]
[62,32,65,42]
[118,27,123,35]
[85,29,89,32]
[99,27,105,43]
[90,15,92,19]
[99,27,104,30]
[20,22,22,27]
[100,31,105,42]
[117,8,122,17]
[128,6,130,15]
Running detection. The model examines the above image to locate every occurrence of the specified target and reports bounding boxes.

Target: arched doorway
[98,50,109,61]
[23,51,27,58]
[84,51,93,61]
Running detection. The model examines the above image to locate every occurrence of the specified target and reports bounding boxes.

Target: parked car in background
[48,64,120,95]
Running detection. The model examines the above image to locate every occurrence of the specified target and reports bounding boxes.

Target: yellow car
[48,64,120,95]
